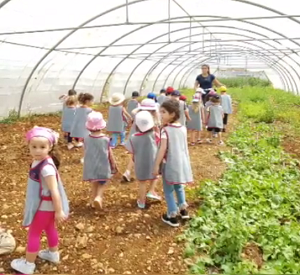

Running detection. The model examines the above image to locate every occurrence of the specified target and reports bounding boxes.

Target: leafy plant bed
[181,121,300,274]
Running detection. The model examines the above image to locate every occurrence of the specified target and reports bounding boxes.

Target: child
[179,95,187,102]
[122,98,160,189]
[220,86,232,132]
[157,89,166,105]
[70,93,94,148]
[166,86,174,99]
[107,93,132,148]
[187,97,204,145]
[126,111,160,209]
[11,127,69,275]
[127,91,140,118]
[206,95,224,145]
[171,90,191,126]
[58,89,77,105]
[62,95,77,150]
[153,100,193,227]
[83,112,117,209]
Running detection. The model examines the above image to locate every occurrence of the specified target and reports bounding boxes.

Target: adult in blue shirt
[194,64,224,103]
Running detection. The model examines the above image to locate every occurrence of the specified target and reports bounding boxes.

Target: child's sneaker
[137,200,146,209]
[120,142,125,146]
[67,143,74,150]
[75,142,83,147]
[161,213,180,227]
[11,258,36,274]
[146,192,161,201]
[80,158,84,164]
[179,209,190,220]
[219,141,225,146]
[38,250,60,263]
[93,197,103,210]
[206,139,212,144]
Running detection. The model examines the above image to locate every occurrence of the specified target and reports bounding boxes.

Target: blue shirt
[196,74,215,90]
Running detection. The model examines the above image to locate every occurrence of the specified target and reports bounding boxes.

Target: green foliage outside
[217,77,271,88]
[181,79,300,273]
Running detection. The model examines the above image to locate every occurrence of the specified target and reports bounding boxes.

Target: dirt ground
[0,106,234,275]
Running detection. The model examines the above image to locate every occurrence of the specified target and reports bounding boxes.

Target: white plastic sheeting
[0,0,299,117]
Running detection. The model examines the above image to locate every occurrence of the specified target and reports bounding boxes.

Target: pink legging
[27,211,59,253]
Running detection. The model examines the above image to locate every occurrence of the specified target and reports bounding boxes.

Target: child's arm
[123,107,132,121]
[153,137,167,176]
[44,175,66,222]
[108,147,117,170]
[59,94,67,101]
[185,109,191,121]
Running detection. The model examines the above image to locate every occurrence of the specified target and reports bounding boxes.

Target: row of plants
[217,77,271,88]
[181,85,300,273]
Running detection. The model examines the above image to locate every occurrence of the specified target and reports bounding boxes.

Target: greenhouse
[1,0,300,274]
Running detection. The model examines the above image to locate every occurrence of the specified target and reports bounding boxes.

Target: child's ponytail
[49,146,61,170]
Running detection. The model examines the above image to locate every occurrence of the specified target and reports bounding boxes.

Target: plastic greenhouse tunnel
[1,0,300,274]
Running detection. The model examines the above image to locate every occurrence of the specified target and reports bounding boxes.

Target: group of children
[9,85,232,274]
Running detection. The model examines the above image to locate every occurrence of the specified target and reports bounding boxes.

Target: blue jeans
[162,176,187,217]
[110,132,126,147]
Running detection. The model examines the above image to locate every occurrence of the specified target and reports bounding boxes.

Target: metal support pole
[168,0,171,42]
[126,0,129,23]
[189,17,192,52]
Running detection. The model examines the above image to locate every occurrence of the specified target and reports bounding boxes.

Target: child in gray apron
[107,93,132,148]
[187,97,204,145]
[62,95,77,150]
[220,87,232,132]
[171,90,191,126]
[83,111,117,209]
[70,93,94,146]
[122,99,160,188]
[206,95,224,145]
[127,91,140,118]
[11,127,69,275]
[157,89,166,105]
[126,111,161,209]
[153,100,193,227]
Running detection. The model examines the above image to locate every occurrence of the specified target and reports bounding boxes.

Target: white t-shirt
[31,159,56,211]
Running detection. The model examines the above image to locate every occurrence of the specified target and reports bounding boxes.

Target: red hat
[179,95,187,101]
[166,86,174,95]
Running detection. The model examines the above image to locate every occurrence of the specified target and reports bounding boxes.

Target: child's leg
[190,130,196,145]
[174,184,189,219]
[197,130,202,143]
[123,157,134,182]
[94,181,106,209]
[120,131,126,145]
[147,178,161,200]
[110,133,118,147]
[137,181,147,208]
[90,182,98,206]
[223,114,228,132]
[162,177,178,218]
[38,212,60,263]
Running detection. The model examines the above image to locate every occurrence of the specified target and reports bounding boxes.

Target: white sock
[125,170,130,176]
[26,261,35,266]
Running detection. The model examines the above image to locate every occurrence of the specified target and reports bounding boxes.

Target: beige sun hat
[0,231,16,255]
[109,93,125,105]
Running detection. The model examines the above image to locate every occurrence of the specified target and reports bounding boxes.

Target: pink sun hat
[86,111,106,131]
[26,126,59,145]
[139,98,157,111]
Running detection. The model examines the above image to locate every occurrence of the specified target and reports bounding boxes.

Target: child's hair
[65,95,77,107]
[192,101,200,113]
[161,100,180,123]
[68,89,77,96]
[211,96,221,104]
[78,93,94,104]
[49,145,61,170]
[132,91,139,98]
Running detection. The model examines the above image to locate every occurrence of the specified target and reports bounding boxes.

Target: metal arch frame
[0,0,11,9]
[134,26,299,92]
[168,46,289,91]
[143,26,295,92]
[15,0,300,115]
[158,44,290,92]
[170,48,290,91]
[174,51,288,91]
[75,14,300,100]
[100,16,300,97]
[16,0,150,117]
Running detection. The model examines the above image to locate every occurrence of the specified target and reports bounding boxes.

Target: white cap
[139,98,157,111]
[192,98,200,102]
[135,111,154,133]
